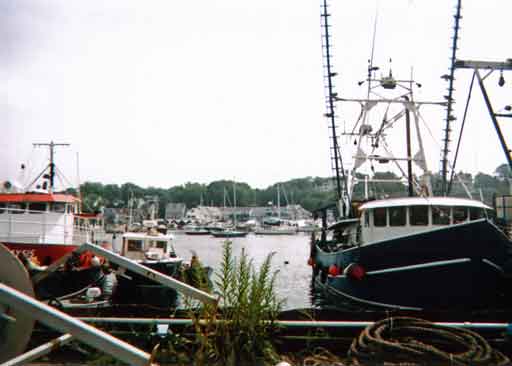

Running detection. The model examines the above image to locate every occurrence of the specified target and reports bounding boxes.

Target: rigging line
[415,108,473,197]
[377,102,392,137]
[367,4,379,100]
[415,108,472,198]
[411,103,429,172]
[22,146,37,186]
[26,149,48,188]
[381,110,406,133]
[381,139,422,194]
[54,165,74,188]
[447,71,476,196]
[349,102,365,135]
[56,171,66,191]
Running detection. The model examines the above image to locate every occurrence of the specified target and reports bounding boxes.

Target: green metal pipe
[77,317,511,330]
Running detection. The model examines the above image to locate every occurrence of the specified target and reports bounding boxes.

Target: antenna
[367,7,379,99]
[33,141,70,193]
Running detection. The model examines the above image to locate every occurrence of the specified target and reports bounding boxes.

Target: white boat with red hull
[0,142,105,265]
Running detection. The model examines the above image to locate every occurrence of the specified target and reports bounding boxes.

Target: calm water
[112,232,316,310]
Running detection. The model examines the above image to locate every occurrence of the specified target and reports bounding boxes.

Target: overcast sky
[2,0,511,190]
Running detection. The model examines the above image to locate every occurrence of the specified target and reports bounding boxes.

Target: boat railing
[319,228,360,251]
[0,209,103,244]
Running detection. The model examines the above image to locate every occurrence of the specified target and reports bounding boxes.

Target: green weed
[174,240,284,366]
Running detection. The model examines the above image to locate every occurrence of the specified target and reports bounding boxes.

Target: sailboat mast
[277,185,281,220]
[233,182,237,226]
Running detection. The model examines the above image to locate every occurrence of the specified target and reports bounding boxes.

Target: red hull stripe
[3,242,79,265]
[0,193,79,203]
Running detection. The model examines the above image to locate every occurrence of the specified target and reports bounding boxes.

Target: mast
[233,182,237,226]
[277,184,281,220]
[440,0,462,195]
[404,96,414,197]
[320,0,347,213]
[33,141,70,193]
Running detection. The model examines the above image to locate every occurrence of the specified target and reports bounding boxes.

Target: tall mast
[277,184,281,220]
[440,0,462,195]
[233,182,237,226]
[33,141,70,193]
[320,0,347,211]
[404,96,414,197]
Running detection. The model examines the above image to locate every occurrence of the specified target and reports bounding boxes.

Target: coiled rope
[349,317,510,366]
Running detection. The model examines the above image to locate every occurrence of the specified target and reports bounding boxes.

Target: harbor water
[111,232,316,310]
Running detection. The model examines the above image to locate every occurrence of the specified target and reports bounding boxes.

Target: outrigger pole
[441,0,463,196]
[33,141,70,193]
[320,0,348,214]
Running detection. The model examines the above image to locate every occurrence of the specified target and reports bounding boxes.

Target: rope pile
[349,317,510,366]
[302,347,346,366]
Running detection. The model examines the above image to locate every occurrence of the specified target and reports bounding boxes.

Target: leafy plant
[179,240,284,366]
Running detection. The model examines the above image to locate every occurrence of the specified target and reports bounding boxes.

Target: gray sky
[2,0,511,190]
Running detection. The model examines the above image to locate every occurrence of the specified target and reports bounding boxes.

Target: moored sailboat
[211,182,248,238]
[255,185,297,235]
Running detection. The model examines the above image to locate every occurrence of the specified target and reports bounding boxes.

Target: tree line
[78,164,511,216]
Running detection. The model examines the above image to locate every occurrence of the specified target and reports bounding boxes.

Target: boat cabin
[359,197,492,243]
[121,232,177,262]
[0,193,81,245]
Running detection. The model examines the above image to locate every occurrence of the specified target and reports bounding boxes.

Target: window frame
[373,207,387,227]
[28,202,48,214]
[389,206,406,227]
[50,202,66,213]
[432,205,451,225]
[409,205,429,226]
[7,203,26,214]
[453,206,468,224]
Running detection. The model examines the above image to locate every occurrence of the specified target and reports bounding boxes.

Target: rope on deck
[349,317,510,366]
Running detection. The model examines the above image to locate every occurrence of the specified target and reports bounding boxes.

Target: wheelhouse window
[389,206,406,226]
[28,202,47,213]
[50,202,66,213]
[432,206,450,225]
[0,203,5,214]
[409,205,428,226]
[7,203,25,214]
[373,208,387,227]
[470,207,485,220]
[127,240,143,252]
[453,206,468,224]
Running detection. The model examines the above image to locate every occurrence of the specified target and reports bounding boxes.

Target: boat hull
[211,231,248,238]
[2,242,79,265]
[185,230,210,235]
[113,259,183,308]
[313,219,512,309]
[254,230,297,235]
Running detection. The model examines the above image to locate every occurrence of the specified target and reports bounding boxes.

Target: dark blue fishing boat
[311,0,512,310]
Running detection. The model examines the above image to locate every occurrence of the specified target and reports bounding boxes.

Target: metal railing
[0,211,104,244]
